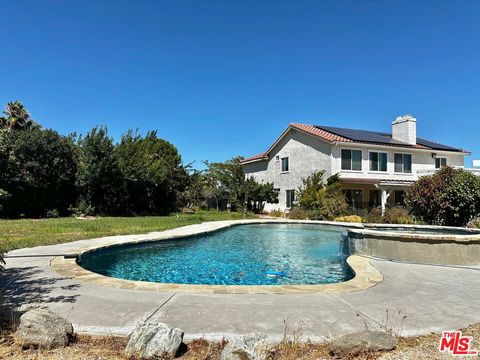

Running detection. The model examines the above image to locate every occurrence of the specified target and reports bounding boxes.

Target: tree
[204,157,246,210]
[76,126,126,215]
[243,177,279,213]
[0,101,38,131]
[181,170,208,208]
[117,130,188,214]
[406,166,480,226]
[296,171,348,220]
[0,128,78,217]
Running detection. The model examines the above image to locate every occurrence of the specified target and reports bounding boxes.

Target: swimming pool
[79,223,353,286]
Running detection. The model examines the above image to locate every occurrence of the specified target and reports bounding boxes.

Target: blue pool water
[80,224,353,285]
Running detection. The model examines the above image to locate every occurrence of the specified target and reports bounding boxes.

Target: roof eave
[240,157,268,165]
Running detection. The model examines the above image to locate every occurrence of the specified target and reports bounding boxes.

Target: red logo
[439,331,478,356]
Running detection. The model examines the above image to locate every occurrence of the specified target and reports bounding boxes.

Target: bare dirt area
[0,324,478,359]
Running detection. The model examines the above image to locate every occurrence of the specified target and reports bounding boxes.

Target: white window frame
[435,157,447,169]
[368,151,388,173]
[340,148,363,172]
[281,157,289,173]
[394,152,413,174]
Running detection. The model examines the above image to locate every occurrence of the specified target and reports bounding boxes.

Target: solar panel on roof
[315,125,462,152]
[415,138,461,152]
[316,125,401,145]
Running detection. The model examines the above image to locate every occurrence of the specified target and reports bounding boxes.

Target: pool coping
[50,219,384,294]
[351,226,480,243]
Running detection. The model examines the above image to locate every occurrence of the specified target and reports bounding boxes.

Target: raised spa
[79,223,353,286]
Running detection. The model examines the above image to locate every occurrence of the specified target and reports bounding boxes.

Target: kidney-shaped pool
[79,223,353,286]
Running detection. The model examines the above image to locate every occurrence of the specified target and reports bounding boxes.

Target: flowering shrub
[406,167,480,227]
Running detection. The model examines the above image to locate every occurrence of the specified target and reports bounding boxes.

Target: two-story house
[241,115,469,214]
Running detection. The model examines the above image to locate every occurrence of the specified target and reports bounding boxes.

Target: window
[344,189,363,208]
[369,190,381,208]
[369,152,388,172]
[341,149,362,171]
[286,189,295,208]
[394,153,412,173]
[394,190,406,205]
[435,157,447,169]
[281,157,289,172]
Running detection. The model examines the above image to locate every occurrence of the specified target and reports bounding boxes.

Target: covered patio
[339,178,414,215]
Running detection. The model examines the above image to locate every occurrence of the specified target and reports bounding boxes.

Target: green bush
[296,172,348,220]
[406,167,480,226]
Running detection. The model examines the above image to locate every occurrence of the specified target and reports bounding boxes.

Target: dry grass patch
[0,324,479,359]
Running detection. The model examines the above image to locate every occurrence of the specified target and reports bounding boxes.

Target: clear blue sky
[1,1,479,168]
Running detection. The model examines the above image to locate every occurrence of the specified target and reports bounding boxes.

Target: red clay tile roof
[241,153,268,163]
[290,123,352,143]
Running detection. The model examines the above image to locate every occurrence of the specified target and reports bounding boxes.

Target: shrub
[406,167,480,226]
[334,215,363,223]
[363,207,384,224]
[269,209,284,218]
[287,207,309,219]
[384,206,415,224]
[297,172,348,220]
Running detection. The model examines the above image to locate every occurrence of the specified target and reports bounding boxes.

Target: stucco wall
[243,128,332,211]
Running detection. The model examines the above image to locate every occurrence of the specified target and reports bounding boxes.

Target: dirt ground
[0,323,478,359]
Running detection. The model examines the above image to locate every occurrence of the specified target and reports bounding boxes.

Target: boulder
[221,332,273,360]
[125,322,184,359]
[330,331,396,357]
[15,308,73,349]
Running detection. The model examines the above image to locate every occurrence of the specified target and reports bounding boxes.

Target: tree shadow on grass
[0,266,80,320]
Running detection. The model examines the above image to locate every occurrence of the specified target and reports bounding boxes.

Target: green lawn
[0,210,254,252]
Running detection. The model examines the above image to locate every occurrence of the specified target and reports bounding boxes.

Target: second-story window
[369,152,388,172]
[341,149,362,171]
[281,157,289,172]
[394,153,412,173]
[435,157,447,169]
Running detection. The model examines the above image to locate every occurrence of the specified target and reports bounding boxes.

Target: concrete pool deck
[2,219,480,341]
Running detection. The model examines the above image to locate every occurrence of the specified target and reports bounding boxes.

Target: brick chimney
[392,114,417,145]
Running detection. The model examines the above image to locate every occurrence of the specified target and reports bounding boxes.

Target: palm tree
[0,101,38,130]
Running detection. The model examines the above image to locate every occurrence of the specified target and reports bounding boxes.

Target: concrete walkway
[2,221,480,341]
